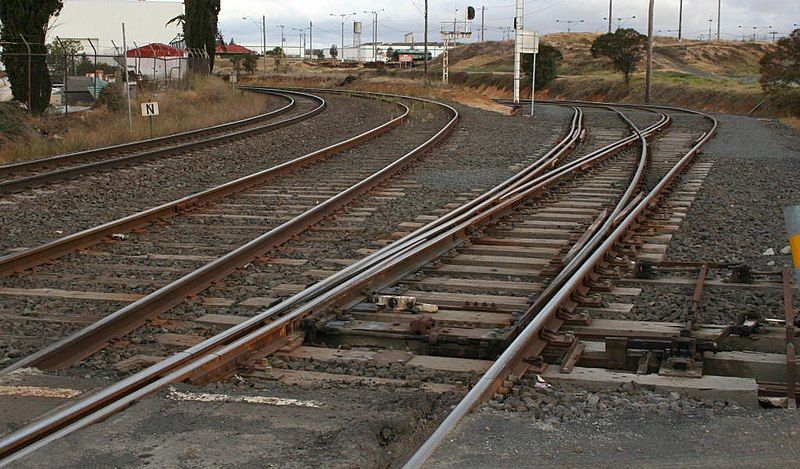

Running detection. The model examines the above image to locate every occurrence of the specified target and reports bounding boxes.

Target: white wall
[48,0,184,55]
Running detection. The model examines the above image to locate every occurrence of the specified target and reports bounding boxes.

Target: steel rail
[0,91,461,465]
[0,90,402,278]
[0,99,659,464]
[0,89,323,194]
[403,106,717,468]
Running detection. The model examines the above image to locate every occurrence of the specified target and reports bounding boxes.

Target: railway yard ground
[0,84,799,468]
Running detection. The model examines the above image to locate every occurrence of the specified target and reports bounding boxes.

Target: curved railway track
[0,98,725,466]
[0,89,325,195]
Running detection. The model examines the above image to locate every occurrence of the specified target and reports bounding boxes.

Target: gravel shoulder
[426,393,800,468]
[666,114,800,269]
[11,382,456,469]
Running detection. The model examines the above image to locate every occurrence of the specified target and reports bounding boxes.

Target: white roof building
[47,0,184,55]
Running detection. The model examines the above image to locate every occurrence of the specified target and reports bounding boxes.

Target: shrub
[96,84,126,112]
[521,43,563,88]
[591,28,648,84]
[760,28,800,98]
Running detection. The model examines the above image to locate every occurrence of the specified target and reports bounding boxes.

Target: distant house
[125,43,188,80]
[215,43,256,56]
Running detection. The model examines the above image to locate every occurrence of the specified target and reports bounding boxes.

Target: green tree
[760,28,800,96]
[183,0,221,72]
[242,53,258,73]
[47,38,83,78]
[591,28,647,84]
[521,43,563,88]
[0,0,64,114]
[329,44,338,60]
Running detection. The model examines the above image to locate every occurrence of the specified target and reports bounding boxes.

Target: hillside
[424,33,784,115]
[442,33,771,82]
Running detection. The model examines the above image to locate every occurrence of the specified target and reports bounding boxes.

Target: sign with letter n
[141,102,160,117]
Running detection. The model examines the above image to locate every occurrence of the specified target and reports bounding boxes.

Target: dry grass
[0,76,271,164]
[782,117,800,132]
[241,74,512,115]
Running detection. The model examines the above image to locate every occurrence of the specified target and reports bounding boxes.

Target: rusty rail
[0,89,315,194]
[0,89,461,464]
[404,104,717,468]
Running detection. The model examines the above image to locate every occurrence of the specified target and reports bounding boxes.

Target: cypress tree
[0,0,64,114]
[184,0,221,72]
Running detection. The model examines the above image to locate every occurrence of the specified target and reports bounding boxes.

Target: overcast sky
[218,0,800,48]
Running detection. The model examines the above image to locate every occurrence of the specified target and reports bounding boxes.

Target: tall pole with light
[330,12,357,62]
[513,0,523,104]
[243,16,267,72]
[608,0,613,32]
[364,9,384,62]
[677,0,683,41]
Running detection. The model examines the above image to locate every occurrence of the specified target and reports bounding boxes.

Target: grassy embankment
[0,76,270,164]
[245,33,796,119]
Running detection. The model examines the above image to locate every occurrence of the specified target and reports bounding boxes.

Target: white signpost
[141,101,159,138]
[519,31,540,116]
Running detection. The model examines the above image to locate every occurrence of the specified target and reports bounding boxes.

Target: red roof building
[215,43,256,55]
[126,43,184,58]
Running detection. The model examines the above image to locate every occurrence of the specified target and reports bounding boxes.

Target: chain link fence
[0,36,211,114]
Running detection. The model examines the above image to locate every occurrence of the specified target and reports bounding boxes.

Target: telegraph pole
[330,12,357,62]
[262,15,267,72]
[481,6,486,42]
[309,21,313,57]
[364,9,384,62]
[717,0,721,40]
[645,0,654,104]
[424,0,429,85]
[608,0,613,33]
[276,25,286,52]
[677,0,683,41]
[513,0,523,103]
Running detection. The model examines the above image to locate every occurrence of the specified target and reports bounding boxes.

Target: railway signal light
[467,6,476,21]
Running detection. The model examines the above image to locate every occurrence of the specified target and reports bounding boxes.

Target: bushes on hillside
[591,28,647,84]
[521,44,563,88]
[760,28,800,107]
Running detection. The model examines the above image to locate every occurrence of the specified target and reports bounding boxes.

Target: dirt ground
[425,406,800,468]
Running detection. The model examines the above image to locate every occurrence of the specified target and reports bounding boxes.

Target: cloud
[218,0,800,48]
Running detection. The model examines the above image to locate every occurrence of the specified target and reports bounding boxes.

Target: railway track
[0,89,324,195]
[3,97,792,467]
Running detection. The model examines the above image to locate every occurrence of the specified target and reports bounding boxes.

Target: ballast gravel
[666,115,800,270]
[0,93,399,253]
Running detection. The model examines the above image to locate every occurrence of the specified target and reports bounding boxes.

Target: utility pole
[309,22,313,57]
[330,12,357,62]
[513,0,523,104]
[481,6,486,42]
[608,0,613,33]
[424,0,429,85]
[717,0,722,40]
[645,0,654,104]
[556,19,584,33]
[769,30,779,43]
[678,0,683,41]
[122,23,133,133]
[262,15,267,72]
[276,25,286,52]
[292,28,305,58]
[364,9,384,62]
